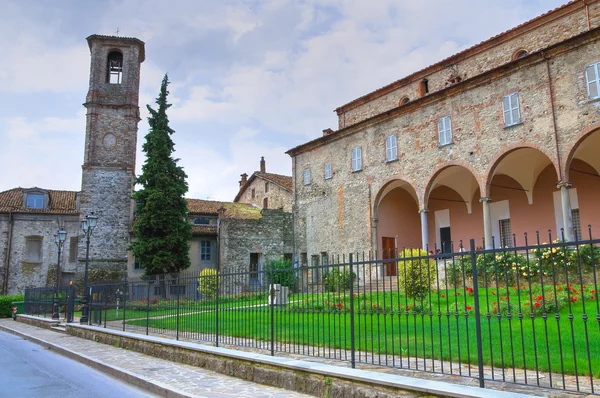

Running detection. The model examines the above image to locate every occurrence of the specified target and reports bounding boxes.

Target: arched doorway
[425,165,481,254]
[566,129,600,239]
[375,179,420,276]
[486,147,558,246]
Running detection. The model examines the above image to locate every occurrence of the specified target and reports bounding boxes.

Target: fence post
[122,282,126,332]
[146,281,151,336]
[176,274,180,341]
[215,270,219,347]
[470,239,485,388]
[270,267,275,356]
[349,253,356,369]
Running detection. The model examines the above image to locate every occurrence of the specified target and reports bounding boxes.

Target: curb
[0,323,193,398]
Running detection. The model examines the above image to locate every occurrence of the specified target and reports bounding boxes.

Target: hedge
[0,294,24,318]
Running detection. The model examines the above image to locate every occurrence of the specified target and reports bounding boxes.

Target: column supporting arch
[557,182,574,241]
[419,209,429,250]
[480,197,493,249]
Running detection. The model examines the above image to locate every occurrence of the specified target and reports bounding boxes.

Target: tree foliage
[131,74,191,275]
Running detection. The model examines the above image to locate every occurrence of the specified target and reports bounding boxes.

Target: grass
[126,285,600,378]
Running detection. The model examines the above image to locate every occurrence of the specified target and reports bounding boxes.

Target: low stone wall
[65,324,446,398]
[16,314,59,329]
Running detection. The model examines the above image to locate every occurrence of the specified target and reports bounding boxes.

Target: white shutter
[386,135,397,161]
[325,163,331,179]
[445,117,452,144]
[511,93,520,124]
[356,147,362,170]
[502,96,511,126]
[586,64,599,99]
[438,119,444,145]
[438,117,451,145]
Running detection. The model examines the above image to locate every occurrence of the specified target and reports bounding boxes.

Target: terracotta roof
[0,188,79,214]
[335,0,581,113]
[191,225,217,236]
[233,172,293,202]
[186,199,262,220]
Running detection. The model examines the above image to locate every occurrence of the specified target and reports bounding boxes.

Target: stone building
[287,0,600,275]
[234,157,293,212]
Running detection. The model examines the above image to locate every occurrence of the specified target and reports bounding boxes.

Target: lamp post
[79,213,98,324]
[52,227,67,320]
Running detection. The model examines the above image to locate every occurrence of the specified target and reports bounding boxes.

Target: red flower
[571,297,577,303]
[466,305,472,311]
[500,297,504,301]
[441,294,445,298]
[534,302,541,308]
[491,291,496,296]
[537,295,543,301]
[456,292,461,296]
[583,285,587,289]
[493,301,497,305]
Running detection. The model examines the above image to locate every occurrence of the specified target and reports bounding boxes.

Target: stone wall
[220,209,293,281]
[338,1,598,129]
[292,30,600,259]
[236,177,292,212]
[0,214,80,294]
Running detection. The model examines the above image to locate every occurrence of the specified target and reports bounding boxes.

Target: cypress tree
[131,74,191,276]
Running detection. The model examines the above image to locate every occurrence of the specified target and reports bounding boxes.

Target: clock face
[103,133,117,149]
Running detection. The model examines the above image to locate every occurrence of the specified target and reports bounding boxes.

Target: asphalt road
[0,330,156,398]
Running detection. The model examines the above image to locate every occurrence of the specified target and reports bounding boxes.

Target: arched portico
[424,164,482,253]
[374,179,420,276]
[565,129,600,239]
[486,147,559,245]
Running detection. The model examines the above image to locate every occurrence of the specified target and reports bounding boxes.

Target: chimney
[260,156,266,173]
[322,128,334,136]
[239,173,248,188]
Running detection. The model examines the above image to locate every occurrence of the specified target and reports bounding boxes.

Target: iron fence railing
[26,229,600,395]
[23,287,72,320]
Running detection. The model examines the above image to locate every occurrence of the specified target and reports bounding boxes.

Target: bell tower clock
[79,34,145,273]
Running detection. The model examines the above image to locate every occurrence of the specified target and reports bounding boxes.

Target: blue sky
[0,0,566,201]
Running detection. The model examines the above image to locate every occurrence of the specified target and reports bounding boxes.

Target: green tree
[131,74,191,277]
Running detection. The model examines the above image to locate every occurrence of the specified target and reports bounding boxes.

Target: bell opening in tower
[107,51,123,84]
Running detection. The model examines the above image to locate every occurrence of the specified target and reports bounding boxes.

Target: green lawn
[124,286,599,377]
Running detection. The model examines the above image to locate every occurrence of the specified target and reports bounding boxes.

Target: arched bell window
[107,51,123,84]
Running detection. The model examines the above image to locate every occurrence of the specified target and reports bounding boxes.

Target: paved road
[0,330,157,398]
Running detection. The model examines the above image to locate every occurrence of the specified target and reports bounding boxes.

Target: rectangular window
[324,162,332,180]
[351,146,362,171]
[250,253,260,281]
[25,237,42,263]
[26,193,44,209]
[169,285,186,295]
[572,209,582,240]
[499,219,512,248]
[134,259,142,270]
[385,135,398,162]
[303,169,311,185]
[265,182,269,193]
[200,241,211,261]
[263,197,268,209]
[585,62,600,100]
[154,286,161,296]
[502,92,521,127]
[311,255,320,282]
[438,116,452,146]
[69,237,78,263]
[251,188,255,199]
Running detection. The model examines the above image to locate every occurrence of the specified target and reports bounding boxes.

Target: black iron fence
[25,229,600,395]
[23,286,75,321]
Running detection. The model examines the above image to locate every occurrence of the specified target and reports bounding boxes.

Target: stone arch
[512,49,528,61]
[481,144,561,203]
[564,126,600,181]
[373,177,421,214]
[424,161,483,213]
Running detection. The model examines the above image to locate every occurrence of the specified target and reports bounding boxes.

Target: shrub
[397,248,437,299]
[577,243,600,270]
[0,294,24,318]
[264,257,297,292]
[323,268,355,292]
[197,269,219,299]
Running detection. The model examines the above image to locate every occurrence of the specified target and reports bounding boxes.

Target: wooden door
[382,237,397,276]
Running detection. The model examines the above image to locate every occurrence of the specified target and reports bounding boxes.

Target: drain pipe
[3,212,14,295]
[544,52,563,182]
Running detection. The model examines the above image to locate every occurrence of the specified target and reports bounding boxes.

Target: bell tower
[79,34,145,272]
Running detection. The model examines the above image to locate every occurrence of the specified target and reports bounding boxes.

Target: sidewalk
[0,319,310,398]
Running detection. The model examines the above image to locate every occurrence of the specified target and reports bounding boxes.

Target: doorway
[440,227,452,254]
[382,237,397,276]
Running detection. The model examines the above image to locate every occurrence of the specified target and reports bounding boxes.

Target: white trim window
[385,135,398,162]
[437,116,452,146]
[351,146,362,172]
[585,62,600,100]
[324,162,332,180]
[502,92,521,127]
[303,168,311,185]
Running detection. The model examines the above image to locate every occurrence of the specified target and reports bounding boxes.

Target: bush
[323,268,355,292]
[264,257,297,292]
[0,294,24,318]
[197,269,219,299]
[397,248,437,299]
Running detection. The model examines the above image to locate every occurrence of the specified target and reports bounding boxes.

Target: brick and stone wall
[236,178,292,212]
[338,1,599,129]
[292,29,600,259]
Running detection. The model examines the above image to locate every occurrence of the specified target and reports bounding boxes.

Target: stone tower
[79,35,145,273]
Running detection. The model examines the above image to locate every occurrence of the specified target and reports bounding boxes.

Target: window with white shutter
[303,169,311,185]
[438,116,452,146]
[385,135,398,162]
[585,62,600,100]
[502,92,521,127]
[351,146,362,171]
[324,162,332,179]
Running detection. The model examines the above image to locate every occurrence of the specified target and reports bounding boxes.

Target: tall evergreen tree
[131,74,191,276]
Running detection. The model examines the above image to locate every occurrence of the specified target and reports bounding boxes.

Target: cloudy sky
[0,0,566,201]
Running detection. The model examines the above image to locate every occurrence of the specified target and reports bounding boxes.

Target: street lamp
[79,212,98,324]
[52,227,67,320]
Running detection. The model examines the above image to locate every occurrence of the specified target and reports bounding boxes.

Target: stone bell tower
[79,34,145,272]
